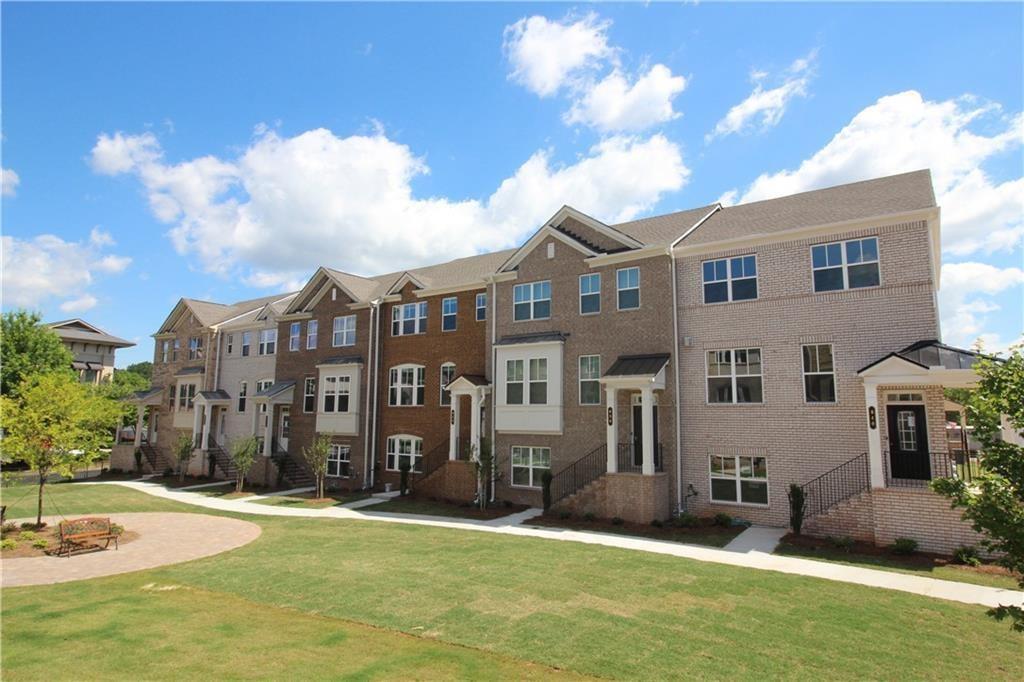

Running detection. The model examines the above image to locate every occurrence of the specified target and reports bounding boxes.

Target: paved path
[724,526,787,553]
[81,480,1024,608]
[2,512,261,587]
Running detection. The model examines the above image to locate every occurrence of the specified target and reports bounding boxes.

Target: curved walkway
[2,512,261,587]
[84,480,1023,609]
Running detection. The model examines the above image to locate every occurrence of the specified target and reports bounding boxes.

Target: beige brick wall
[803,491,876,543]
[871,488,985,555]
[555,472,671,523]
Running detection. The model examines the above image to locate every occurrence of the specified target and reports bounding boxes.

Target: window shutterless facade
[579,355,601,405]
[258,329,276,355]
[529,358,547,404]
[442,297,457,331]
[161,340,170,363]
[616,267,640,310]
[172,339,180,362]
[188,336,203,361]
[303,377,316,413]
[306,320,318,349]
[707,348,763,403]
[386,435,422,472]
[511,446,551,488]
[811,237,880,292]
[702,255,757,304]
[321,375,351,413]
[241,332,251,357]
[237,381,247,412]
[327,444,350,478]
[513,281,551,321]
[440,363,455,406]
[710,455,768,505]
[177,383,196,411]
[332,315,356,347]
[392,302,428,336]
[579,273,600,315]
[389,365,425,406]
[802,344,837,403]
[506,359,524,404]
[289,322,301,351]
[476,293,487,321]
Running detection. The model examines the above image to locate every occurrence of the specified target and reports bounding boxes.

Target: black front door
[631,403,659,468]
[886,404,930,479]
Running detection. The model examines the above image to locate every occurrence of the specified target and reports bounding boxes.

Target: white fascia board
[586,245,667,268]
[548,205,644,249]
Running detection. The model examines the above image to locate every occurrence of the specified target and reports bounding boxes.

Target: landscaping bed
[1,521,138,558]
[251,491,370,508]
[366,495,529,519]
[528,513,744,548]
[145,474,228,489]
[777,533,1021,590]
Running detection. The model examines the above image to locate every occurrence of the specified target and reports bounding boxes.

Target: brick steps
[804,489,875,543]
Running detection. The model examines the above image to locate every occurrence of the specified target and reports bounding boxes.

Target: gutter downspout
[369,298,383,489]
[489,278,497,503]
[668,204,722,513]
[363,302,376,488]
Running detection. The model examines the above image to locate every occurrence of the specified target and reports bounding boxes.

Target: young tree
[229,436,259,493]
[0,372,120,526]
[173,433,196,483]
[0,310,73,396]
[301,435,332,499]
[97,368,151,429]
[472,438,496,510]
[932,344,1024,632]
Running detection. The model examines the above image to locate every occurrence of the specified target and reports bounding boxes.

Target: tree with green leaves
[0,372,121,526]
[932,344,1024,632]
[124,361,153,381]
[0,310,73,396]
[472,438,496,510]
[173,433,195,483]
[230,436,259,493]
[97,368,151,429]
[301,435,332,499]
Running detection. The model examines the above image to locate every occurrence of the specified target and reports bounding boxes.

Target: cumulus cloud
[90,128,689,284]
[1,231,131,311]
[2,167,20,197]
[939,262,1024,353]
[720,91,1024,256]
[707,50,817,142]
[505,13,686,133]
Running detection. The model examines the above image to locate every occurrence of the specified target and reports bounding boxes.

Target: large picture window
[440,363,456,405]
[392,302,428,336]
[389,365,425,406]
[327,444,350,477]
[710,455,768,505]
[802,344,836,403]
[177,383,196,411]
[386,435,422,472]
[513,281,551,321]
[442,297,458,331]
[579,273,601,315]
[333,315,356,347]
[812,237,879,292]
[511,446,551,488]
[579,355,601,405]
[702,255,757,304]
[321,375,351,413]
[707,348,763,403]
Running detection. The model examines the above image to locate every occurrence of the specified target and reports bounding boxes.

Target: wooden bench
[57,517,119,557]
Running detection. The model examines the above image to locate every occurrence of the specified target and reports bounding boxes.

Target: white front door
[279,407,290,451]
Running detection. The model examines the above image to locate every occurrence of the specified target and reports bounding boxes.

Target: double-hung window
[237,381,247,412]
[616,267,640,310]
[513,281,551,321]
[392,302,427,336]
[707,348,763,403]
[327,444,350,477]
[702,255,757,303]
[289,322,301,351]
[511,446,551,488]
[321,375,351,413]
[333,315,356,347]
[440,363,456,405]
[161,340,171,363]
[529,358,547,405]
[506,360,524,405]
[172,339,180,362]
[306,320,318,349]
[386,435,422,472]
[710,455,768,505]
[802,344,836,403]
[241,332,252,357]
[389,365,425,406]
[226,335,234,355]
[178,383,196,411]
[303,377,316,413]
[476,293,487,321]
[258,329,276,355]
[442,297,457,331]
[188,336,203,361]
[812,237,879,292]
[579,273,601,315]
[579,355,601,405]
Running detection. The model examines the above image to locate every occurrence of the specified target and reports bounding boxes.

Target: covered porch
[445,375,490,461]
[251,380,295,457]
[599,354,670,476]
[194,390,231,451]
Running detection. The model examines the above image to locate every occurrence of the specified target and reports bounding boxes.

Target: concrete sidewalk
[85,479,1023,609]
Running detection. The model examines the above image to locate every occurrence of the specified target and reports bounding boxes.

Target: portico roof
[495,332,567,346]
[858,340,986,388]
[604,354,671,378]
[196,389,232,404]
[446,374,490,393]
[253,380,296,401]
[128,386,164,405]
[174,366,205,378]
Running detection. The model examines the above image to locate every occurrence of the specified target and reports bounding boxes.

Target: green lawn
[3,483,1022,680]
[250,491,370,509]
[0,481,191,520]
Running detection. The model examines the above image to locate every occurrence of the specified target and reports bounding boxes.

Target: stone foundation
[556,472,670,524]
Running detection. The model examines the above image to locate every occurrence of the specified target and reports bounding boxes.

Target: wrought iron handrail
[615,442,665,473]
[417,439,452,480]
[549,444,606,504]
[883,449,981,487]
[800,453,869,518]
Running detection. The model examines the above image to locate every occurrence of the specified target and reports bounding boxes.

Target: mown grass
[3,483,1022,680]
[0,481,191,520]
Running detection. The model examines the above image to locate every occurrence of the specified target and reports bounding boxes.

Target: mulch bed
[382,494,530,520]
[1,522,139,559]
[529,513,743,545]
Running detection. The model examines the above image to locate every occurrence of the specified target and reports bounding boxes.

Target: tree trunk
[236,472,244,493]
[36,471,46,527]
[317,474,324,500]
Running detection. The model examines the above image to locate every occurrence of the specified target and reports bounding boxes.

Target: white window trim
[475,293,487,321]
[709,455,770,507]
[528,358,547,405]
[320,374,352,414]
[303,377,316,413]
[512,280,551,322]
[440,362,456,406]
[510,445,551,489]
[258,329,277,356]
[225,335,234,356]
[327,444,351,478]
[441,296,458,332]
[578,354,601,406]
[579,273,601,316]
[237,381,248,413]
[801,343,838,404]
[385,434,423,472]
[241,331,252,357]
[701,254,759,305]
[705,348,764,405]
[306,320,318,350]
[332,315,356,348]
[388,364,426,407]
[392,302,428,336]
[810,236,881,293]
[289,322,301,352]
[176,382,198,412]
[616,267,641,311]
[506,359,524,405]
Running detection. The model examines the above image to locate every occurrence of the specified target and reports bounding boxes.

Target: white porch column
[864,382,884,487]
[641,386,655,476]
[133,406,145,448]
[606,386,618,474]
[449,395,460,460]
[147,408,156,443]
[250,403,259,437]
[200,402,213,451]
[469,391,482,460]
[192,403,202,442]
[262,405,274,457]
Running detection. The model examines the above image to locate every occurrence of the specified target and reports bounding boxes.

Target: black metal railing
[417,439,452,480]
[549,444,607,504]
[615,442,665,473]
[800,453,870,518]
[884,450,982,487]
[209,444,238,478]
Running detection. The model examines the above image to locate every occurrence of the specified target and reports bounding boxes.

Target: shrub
[21,522,43,530]
[713,513,732,527]
[891,537,919,555]
[828,535,854,551]
[0,539,15,550]
[583,512,596,522]
[32,538,48,549]
[559,511,571,520]
[953,545,981,567]
[1,522,17,535]
[611,517,625,525]
[673,513,700,528]
[650,519,664,528]
[18,530,38,542]
[788,483,806,535]
[398,461,411,496]
[541,470,552,510]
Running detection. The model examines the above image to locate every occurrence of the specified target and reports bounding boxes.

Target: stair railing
[417,439,452,480]
[548,444,606,505]
[799,453,870,518]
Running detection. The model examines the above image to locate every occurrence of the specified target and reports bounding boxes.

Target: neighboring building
[47,318,134,384]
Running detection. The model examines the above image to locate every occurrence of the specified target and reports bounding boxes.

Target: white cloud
[939,262,1024,353]
[721,91,1024,256]
[1,232,132,311]
[503,13,613,97]
[2,167,20,197]
[565,64,687,133]
[90,128,689,284]
[707,50,816,142]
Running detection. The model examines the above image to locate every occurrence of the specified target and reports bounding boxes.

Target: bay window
[321,375,351,413]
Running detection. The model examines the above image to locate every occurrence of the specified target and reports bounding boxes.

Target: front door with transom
[630,396,659,468]
[886,404,929,479]
[279,407,290,452]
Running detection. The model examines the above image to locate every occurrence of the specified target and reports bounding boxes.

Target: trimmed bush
[650,519,664,528]
[558,511,571,520]
[583,512,596,522]
[17,530,37,542]
[891,537,919,555]
[827,535,854,551]
[673,513,700,528]
[32,538,48,549]
[713,512,732,527]
[953,545,981,567]
[611,517,625,526]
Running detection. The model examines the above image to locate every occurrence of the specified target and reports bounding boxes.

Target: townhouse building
[46,318,135,384]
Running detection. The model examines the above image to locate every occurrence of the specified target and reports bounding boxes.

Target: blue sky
[2,2,1022,368]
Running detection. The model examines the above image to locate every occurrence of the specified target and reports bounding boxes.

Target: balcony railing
[883,449,982,488]
[615,442,664,473]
